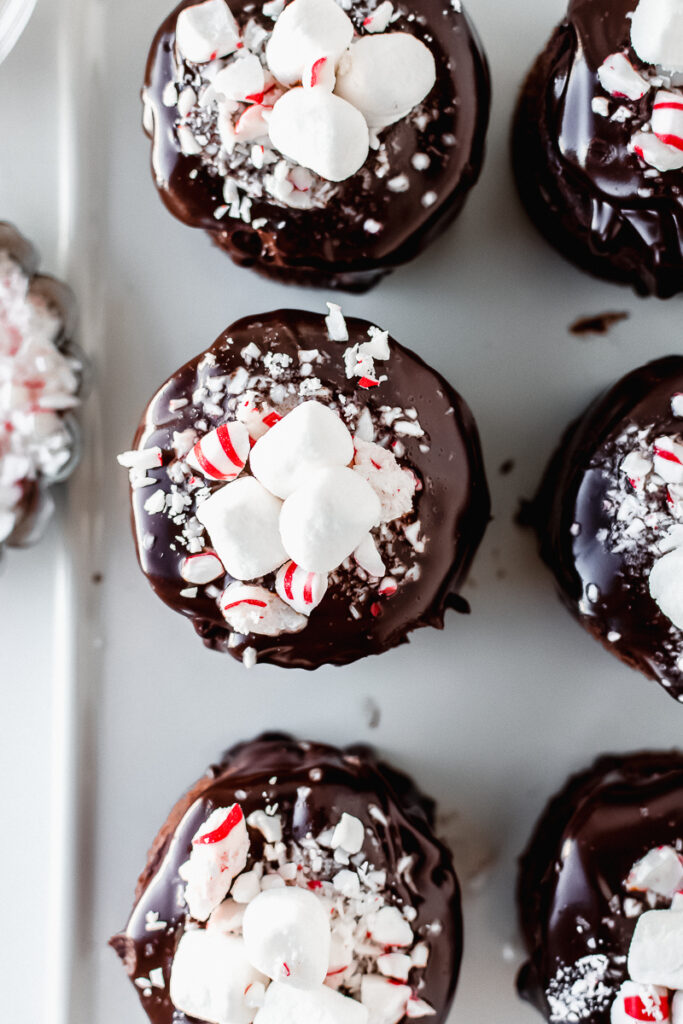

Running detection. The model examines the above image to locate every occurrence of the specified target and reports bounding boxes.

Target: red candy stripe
[192,444,222,479]
[654,446,683,465]
[216,423,244,469]
[623,995,668,1021]
[655,133,683,152]
[283,561,296,601]
[193,804,244,846]
[223,598,268,610]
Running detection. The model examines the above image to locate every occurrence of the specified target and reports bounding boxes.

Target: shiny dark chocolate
[111,733,463,1024]
[127,309,490,670]
[533,357,683,701]
[517,750,683,1022]
[143,0,490,291]
[513,0,683,298]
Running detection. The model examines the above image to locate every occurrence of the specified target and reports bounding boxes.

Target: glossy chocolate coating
[517,750,683,1022]
[0,222,83,549]
[127,309,490,670]
[533,357,683,701]
[143,0,490,291]
[111,733,463,1024]
[513,0,683,298]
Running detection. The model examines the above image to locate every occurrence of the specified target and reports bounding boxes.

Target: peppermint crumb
[545,955,613,1022]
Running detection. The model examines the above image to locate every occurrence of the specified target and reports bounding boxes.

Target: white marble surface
[2,0,683,1022]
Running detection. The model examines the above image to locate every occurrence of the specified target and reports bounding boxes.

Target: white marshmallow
[220,582,307,635]
[179,804,250,921]
[213,54,266,103]
[169,930,264,1024]
[597,53,651,100]
[255,981,368,1024]
[187,420,250,481]
[280,466,382,573]
[366,906,414,948]
[331,813,365,854]
[649,547,683,629]
[354,533,385,577]
[268,87,369,181]
[242,887,331,987]
[652,90,683,152]
[265,0,354,87]
[628,907,683,987]
[631,130,683,172]
[626,846,683,898]
[231,870,263,904]
[176,0,240,64]
[180,550,225,584]
[335,34,436,129]
[353,439,416,523]
[207,898,246,932]
[276,560,329,614]
[610,981,669,1024]
[653,436,683,484]
[250,401,354,499]
[196,476,287,580]
[360,976,411,1024]
[631,0,683,74]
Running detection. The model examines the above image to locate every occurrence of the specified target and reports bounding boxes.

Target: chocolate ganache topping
[110,734,462,1024]
[0,222,83,550]
[513,0,683,298]
[121,307,489,670]
[142,0,490,291]
[533,356,683,703]
[517,750,683,1024]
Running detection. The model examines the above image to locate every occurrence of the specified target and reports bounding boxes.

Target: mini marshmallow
[169,930,264,1024]
[179,804,250,920]
[176,0,240,64]
[360,976,411,1024]
[628,907,683,988]
[353,439,416,523]
[180,550,225,584]
[280,466,381,573]
[276,560,328,614]
[196,476,287,580]
[332,813,365,854]
[255,981,368,1024]
[631,130,683,172]
[213,53,266,103]
[354,533,386,577]
[188,420,250,481]
[610,981,669,1023]
[242,886,331,987]
[231,870,263,904]
[597,53,651,101]
[335,34,436,129]
[220,583,307,635]
[652,90,683,152]
[631,0,683,74]
[268,88,369,181]
[626,846,683,898]
[653,437,683,484]
[265,0,354,87]
[649,547,683,629]
[250,401,354,499]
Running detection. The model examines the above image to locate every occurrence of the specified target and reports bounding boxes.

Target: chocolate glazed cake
[533,356,683,703]
[111,734,462,1024]
[142,0,490,291]
[518,751,683,1024]
[120,307,489,670]
[513,0,683,298]
[0,222,83,549]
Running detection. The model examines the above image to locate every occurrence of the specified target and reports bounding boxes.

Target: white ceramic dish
[2,0,683,1022]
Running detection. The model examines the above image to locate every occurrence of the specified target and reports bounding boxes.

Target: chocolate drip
[512,0,683,298]
[110,734,463,1024]
[143,0,490,291]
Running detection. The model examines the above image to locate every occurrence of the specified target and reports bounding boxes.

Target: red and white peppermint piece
[180,549,225,585]
[611,982,669,1022]
[653,436,683,484]
[213,52,265,103]
[275,560,328,615]
[187,420,250,481]
[117,446,163,471]
[236,394,282,442]
[597,52,650,101]
[378,577,398,597]
[360,976,410,1024]
[234,103,270,141]
[219,582,307,636]
[621,450,653,492]
[363,1,394,34]
[353,438,416,523]
[631,131,683,172]
[354,533,385,577]
[178,803,250,920]
[176,0,240,64]
[366,906,413,948]
[626,846,683,898]
[377,952,411,981]
[652,90,683,154]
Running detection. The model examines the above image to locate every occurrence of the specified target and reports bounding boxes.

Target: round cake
[0,222,83,550]
[119,305,489,670]
[110,733,462,1024]
[518,750,683,1024]
[533,356,683,703]
[513,0,683,298]
[142,0,490,290]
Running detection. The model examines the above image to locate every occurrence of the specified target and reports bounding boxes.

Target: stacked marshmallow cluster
[0,250,80,544]
[594,0,683,173]
[608,845,683,1023]
[171,0,436,186]
[162,801,437,1024]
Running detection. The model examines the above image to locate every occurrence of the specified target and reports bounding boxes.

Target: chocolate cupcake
[111,734,462,1024]
[513,0,683,298]
[142,0,489,291]
[0,222,83,550]
[518,750,683,1024]
[118,305,489,670]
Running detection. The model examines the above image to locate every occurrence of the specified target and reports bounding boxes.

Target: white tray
[2,0,683,1021]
